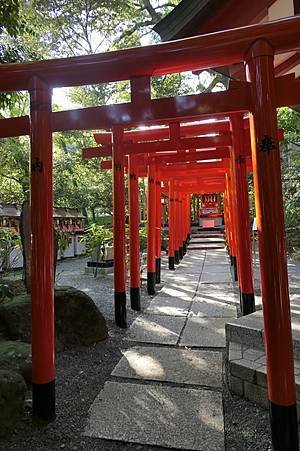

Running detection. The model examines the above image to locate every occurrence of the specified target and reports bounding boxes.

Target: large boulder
[0,279,26,298]
[55,286,108,345]
[0,370,26,437]
[0,295,31,342]
[0,340,32,383]
[0,286,107,347]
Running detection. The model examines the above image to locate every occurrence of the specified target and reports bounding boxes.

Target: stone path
[84,234,238,450]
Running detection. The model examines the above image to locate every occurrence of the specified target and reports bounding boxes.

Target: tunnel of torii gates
[0,15,300,451]
[83,118,284,320]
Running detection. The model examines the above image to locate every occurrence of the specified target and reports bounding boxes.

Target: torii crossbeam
[0,15,299,449]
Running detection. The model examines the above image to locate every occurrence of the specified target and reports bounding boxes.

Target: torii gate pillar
[29,76,55,421]
[230,114,255,315]
[112,126,127,327]
[174,194,180,264]
[246,40,298,450]
[147,162,156,294]
[168,179,175,270]
[155,176,162,283]
[225,173,238,280]
[128,154,141,310]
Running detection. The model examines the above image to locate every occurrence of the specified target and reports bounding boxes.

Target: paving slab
[165,273,199,284]
[125,314,186,345]
[190,298,237,318]
[177,268,201,276]
[200,272,232,284]
[145,296,191,316]
[112,346,223,387]
[180,316,229,347]
[202,266,230,273]
[85,381,224,450]
[179,256,205,263]
[159,284,196,300]
[181,255,205,264]
[196,284,238,304]
[204,255,230,268]
[165,279,199,289]
[205,250,227,256]
[201,268,231,275]
[175,265,203,274]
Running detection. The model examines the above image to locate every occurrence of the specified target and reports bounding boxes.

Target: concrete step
[191,233,224,239]
[225,310,300,359]
[188,245,225,250]
[227,341,300,420]
[190,239,225,244]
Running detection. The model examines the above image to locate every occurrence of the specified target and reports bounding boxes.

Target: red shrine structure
[0,3,300,449]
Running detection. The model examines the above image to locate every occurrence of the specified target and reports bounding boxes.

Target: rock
[0,279,26,297]
[0,295,31,342]
[0,286,107,347]
[0,341,32,383]
[0,370,26,437]
[0,284,13,303]
[54,286,108,345]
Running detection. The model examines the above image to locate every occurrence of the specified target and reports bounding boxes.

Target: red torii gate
[0,15,299,450]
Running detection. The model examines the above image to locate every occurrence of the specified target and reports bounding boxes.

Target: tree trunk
[90,207,96,223]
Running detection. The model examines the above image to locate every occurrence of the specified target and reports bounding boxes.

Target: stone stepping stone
[188,244,224,250]
[125,315,186,345]
[164,279,199,289]
[201,271,231,279]
[196,285,239,305]
[202,264,230,272]
[200,272,232,284]
[85,381,224,450]
[174,271,201,279]
[112,346,223,388]
[190,299,237,318]
[182,254,206,261]
[205,249,227,254]
[159,284,196,300]
[176,264,204,273]
[145,296,191,316]
[204,261,230,267]
[179,317,230,348]
[164,274,199,285]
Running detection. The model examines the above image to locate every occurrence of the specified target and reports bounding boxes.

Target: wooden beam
[0,16,299,91]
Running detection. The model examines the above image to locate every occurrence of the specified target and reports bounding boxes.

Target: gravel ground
[1,254,299,450]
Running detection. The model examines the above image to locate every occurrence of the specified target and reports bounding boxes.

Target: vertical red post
[246,40,298,450]
[168,179,175,270]
[112,125,127,327]
[182,194,187,254]
[223,185,232,256]
[155,173,162,283]
[187,194,191,242]
[226,170,238,280]
[178,193,184,259]
[128,154,140,310]
[29,76,55,421]
[174,192,180,264]
[177,192,183,260]
[230,114,255,314]
[147,161,156,294]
